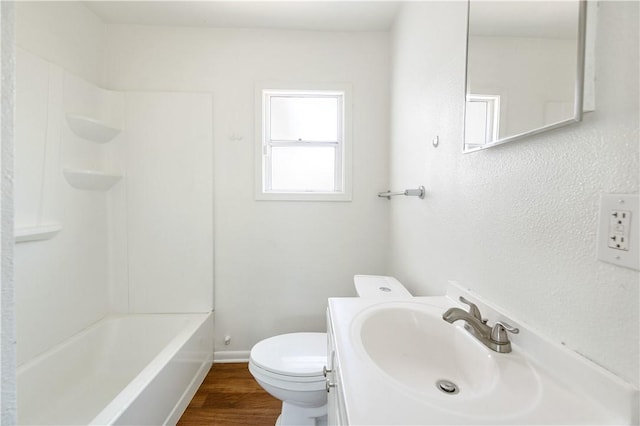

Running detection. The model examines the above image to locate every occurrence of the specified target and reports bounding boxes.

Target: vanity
[325,283,638,425]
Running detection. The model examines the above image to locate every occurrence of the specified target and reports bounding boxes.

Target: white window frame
[255,83,352,201]
[466,94,501,147]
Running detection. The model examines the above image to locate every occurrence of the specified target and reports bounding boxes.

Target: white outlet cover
[597,194,639,270]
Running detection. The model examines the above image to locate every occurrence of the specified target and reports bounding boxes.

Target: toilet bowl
[248,275,412,426]
[249,332,328,426]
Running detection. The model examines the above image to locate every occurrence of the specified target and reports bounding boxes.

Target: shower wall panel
[108,92,214,313]
[14,49,121,365]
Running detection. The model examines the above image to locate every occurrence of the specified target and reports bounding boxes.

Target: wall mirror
[463,0,587,153]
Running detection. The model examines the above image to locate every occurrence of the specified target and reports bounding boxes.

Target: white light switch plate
[597,194,639,270]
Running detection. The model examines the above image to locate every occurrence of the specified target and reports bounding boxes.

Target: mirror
[463,0,586,153]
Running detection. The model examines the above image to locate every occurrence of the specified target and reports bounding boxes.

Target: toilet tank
[354,275,412,298]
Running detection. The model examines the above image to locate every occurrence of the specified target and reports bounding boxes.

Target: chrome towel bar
[377,186,425,200]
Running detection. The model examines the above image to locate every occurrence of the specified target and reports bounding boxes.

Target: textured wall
[390,1,638,387]
[1,1,16,423]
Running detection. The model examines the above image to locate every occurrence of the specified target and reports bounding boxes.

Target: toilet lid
[250,332,327,378]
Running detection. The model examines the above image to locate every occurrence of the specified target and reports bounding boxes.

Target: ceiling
[84,1,579,38]
[84,1,401,32]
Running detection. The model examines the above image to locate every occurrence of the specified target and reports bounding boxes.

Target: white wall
[389,1,639,388]
[105,25,390,354]
[16,2,106,87]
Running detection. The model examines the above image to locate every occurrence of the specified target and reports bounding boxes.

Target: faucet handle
[459,296,483,321]
[490,321,520,344]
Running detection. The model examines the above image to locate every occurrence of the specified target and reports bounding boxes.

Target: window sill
[255,191,352,202]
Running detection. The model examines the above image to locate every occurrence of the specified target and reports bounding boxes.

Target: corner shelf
[63,169,123,191]
[15,224,62,243]
[66,114,121,143]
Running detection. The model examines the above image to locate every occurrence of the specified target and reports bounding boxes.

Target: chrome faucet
[442,296,519,353]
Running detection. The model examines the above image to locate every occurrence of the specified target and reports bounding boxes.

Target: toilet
[248,275,412,426]
[352,274,413,299]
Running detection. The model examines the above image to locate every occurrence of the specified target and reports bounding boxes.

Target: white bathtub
[17,313,213,425]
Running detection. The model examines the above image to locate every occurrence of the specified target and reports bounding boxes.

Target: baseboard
[213,350,250,363]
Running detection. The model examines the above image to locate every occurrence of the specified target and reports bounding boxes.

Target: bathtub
[17,312,213,425]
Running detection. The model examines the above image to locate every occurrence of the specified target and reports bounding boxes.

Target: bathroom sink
[350,302,541,418]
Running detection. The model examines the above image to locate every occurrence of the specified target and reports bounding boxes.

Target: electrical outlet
[597,194,639,270]
[608,210,631,250]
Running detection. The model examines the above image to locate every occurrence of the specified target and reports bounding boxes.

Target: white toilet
[248,275,412,426]
[352,274,413,299]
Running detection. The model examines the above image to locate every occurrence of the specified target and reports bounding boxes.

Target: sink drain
[436,379,459,395]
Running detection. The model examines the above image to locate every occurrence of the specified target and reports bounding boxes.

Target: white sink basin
[350,302,541,419]
[329,292,637,424]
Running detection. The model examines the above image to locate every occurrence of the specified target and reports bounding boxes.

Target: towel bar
[377,186,425,200]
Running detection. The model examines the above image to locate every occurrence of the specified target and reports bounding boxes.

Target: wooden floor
[178,363,282,426]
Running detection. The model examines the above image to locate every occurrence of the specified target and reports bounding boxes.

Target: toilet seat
[249,332,327,381]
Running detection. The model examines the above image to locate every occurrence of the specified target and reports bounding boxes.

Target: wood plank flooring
[178,363,282,426]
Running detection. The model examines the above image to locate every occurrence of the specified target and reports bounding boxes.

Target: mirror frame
[463,0,588,153]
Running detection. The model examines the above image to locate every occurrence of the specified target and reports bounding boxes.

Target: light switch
[597,194,639,270]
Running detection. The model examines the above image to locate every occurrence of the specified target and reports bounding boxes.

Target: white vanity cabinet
[326,309,348,425]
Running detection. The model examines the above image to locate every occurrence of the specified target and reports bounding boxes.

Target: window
[256,86,351,201]
[464,94,501,149]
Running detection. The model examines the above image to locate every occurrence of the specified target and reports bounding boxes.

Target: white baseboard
[213,350,250,363]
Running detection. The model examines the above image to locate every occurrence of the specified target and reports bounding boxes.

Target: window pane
[270,96,338,142]
[270,146,336,192]
[465,100,490,145]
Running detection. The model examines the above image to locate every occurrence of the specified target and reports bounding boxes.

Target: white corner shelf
[63,169,123,191]
[66,113,121,143]
[15,224,62,243]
